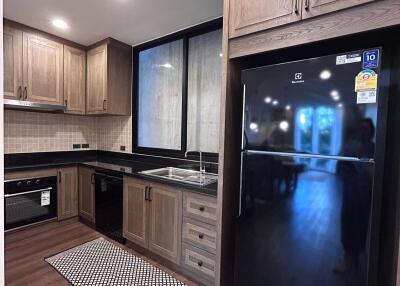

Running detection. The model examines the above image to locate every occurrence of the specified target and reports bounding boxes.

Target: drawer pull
[198,261,203,267]
[199,206,205,212]
[198,233,204,239]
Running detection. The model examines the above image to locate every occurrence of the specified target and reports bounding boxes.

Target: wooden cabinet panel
[86,44,107,113]
[4,25,23,100]
[23,33,64,105]
[78,167,95,222]
[149,185,182,264]
[58,167,78,220]
[64,45,86,114]
[182,243,216,285]
[123,177,148,248]
[229,0,301,38]
[182,217,217,254]
[183,192,218,225]
[302,0,375,19]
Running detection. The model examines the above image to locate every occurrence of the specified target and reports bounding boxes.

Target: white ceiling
[4,0,223,46]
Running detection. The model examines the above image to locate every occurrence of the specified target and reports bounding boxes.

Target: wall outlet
[73,144,82,149]
[120,146,126,151]
[82,144,89,148]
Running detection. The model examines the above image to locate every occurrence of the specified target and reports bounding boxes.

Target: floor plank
[5,219,198,286]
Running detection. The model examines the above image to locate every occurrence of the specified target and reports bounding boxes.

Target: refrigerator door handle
[241,84,246,150]
[238,153,244,217]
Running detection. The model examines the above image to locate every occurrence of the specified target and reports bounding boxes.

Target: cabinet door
[23,33,64,105]
[229,0,301,38]
[4,25,23,100]
[64,45,86,114]
[87,44,107,113]
[148,185,182,264]
[302,0,375,19]
[78,167,95,222]
[58,167,78,220]
[123,177,148,248]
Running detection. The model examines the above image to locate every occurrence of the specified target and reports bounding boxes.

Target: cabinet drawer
[183,218,217,254]
[183,192,217,225]
[182,243,216,285]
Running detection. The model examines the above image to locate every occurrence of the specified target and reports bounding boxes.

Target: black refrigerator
[234,48,387,286]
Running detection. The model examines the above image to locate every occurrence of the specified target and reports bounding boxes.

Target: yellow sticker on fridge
[355,69,378,92]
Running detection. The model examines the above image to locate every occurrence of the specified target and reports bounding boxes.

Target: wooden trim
[229,0,400,58]
[4,18,85,50]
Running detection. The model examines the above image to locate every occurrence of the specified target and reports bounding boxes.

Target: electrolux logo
[292,72,305,84]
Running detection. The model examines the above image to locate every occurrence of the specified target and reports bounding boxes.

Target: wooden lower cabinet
[149,185,182,264]
[78,167,95,222]
[58,167,78,220]
[123,177,148,248]
[123,177,182,264]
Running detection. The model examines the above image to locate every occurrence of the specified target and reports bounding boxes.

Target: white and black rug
[45,238,186,286]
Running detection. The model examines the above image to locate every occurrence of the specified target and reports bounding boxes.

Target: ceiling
[4,0,223,46]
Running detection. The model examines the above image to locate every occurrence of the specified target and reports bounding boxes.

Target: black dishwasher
[94,169,125,243]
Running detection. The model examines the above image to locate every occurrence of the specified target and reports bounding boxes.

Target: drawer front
[183,192,217,225]
[182,243,216,285]
[183,218,217,254]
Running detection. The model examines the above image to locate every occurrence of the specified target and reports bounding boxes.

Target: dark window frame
[132,18,223,159]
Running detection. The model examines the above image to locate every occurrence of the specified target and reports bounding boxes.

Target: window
[187,29,222,153]
[137,40,184,150]
[134,20,222,156]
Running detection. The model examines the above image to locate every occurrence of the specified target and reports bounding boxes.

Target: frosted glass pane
[187,29,222,153]
[138,40,183,150]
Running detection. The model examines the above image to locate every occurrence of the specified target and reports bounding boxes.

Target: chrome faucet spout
[184,150,205,178]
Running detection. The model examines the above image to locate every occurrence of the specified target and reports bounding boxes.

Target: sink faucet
[185,150,205,176]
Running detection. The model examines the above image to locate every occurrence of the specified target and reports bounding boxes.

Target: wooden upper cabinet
[58,167,78,221]
[149,185,182,265]
[4,25,23,100]
[123,177,148,248]
[23,32,64,105]
[78,167,95,222]
[229,0,301,38]
[86,39,132,115]
[64,45,86,114]
[302,0,375,19]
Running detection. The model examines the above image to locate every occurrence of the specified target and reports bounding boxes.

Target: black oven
[4,176,58,231]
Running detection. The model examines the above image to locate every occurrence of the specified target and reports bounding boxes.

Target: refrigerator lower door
[234,153,374,286]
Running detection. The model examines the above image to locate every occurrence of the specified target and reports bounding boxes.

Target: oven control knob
[26,180,32,186]
[16,181,23,188]
[35,179,41,184]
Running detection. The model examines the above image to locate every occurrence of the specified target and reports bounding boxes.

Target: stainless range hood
[4,99,67,113]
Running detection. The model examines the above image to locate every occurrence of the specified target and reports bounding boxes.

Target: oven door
[5,186,58,230]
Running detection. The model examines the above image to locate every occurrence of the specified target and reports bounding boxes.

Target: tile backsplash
[4,110,132,154]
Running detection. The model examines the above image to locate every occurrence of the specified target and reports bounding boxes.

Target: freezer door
[242,49,382,161]
[235,153,375,286]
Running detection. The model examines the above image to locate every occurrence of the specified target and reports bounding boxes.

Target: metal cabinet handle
[58,171,61,184]
[144,186,148,201]
[91,173,95,184]
[198,233,204,239]
[65,99,68,107]
[23,86,27,100]
[103,99,107,111]
[197,261,203,267]
[18,86,22,99]
[148,187,152,202]
[294,0,299,14]
[304,0,310,11]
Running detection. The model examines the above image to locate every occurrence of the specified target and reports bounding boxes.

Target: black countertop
[5,151,218,197]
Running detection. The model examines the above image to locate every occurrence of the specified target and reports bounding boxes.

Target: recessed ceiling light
[249,122,258,131]
[279,121,289,132]
[52,19,68,30]
[264,97,272,103]
[320,70,332,80]
[272,100,279,106]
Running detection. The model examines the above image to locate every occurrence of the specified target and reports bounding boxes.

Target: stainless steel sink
[140,167,218,187]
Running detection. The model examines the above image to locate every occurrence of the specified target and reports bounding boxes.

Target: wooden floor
[5,219,198,286]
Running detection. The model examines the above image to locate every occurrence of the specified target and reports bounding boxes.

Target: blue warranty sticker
[363,49,379,69]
